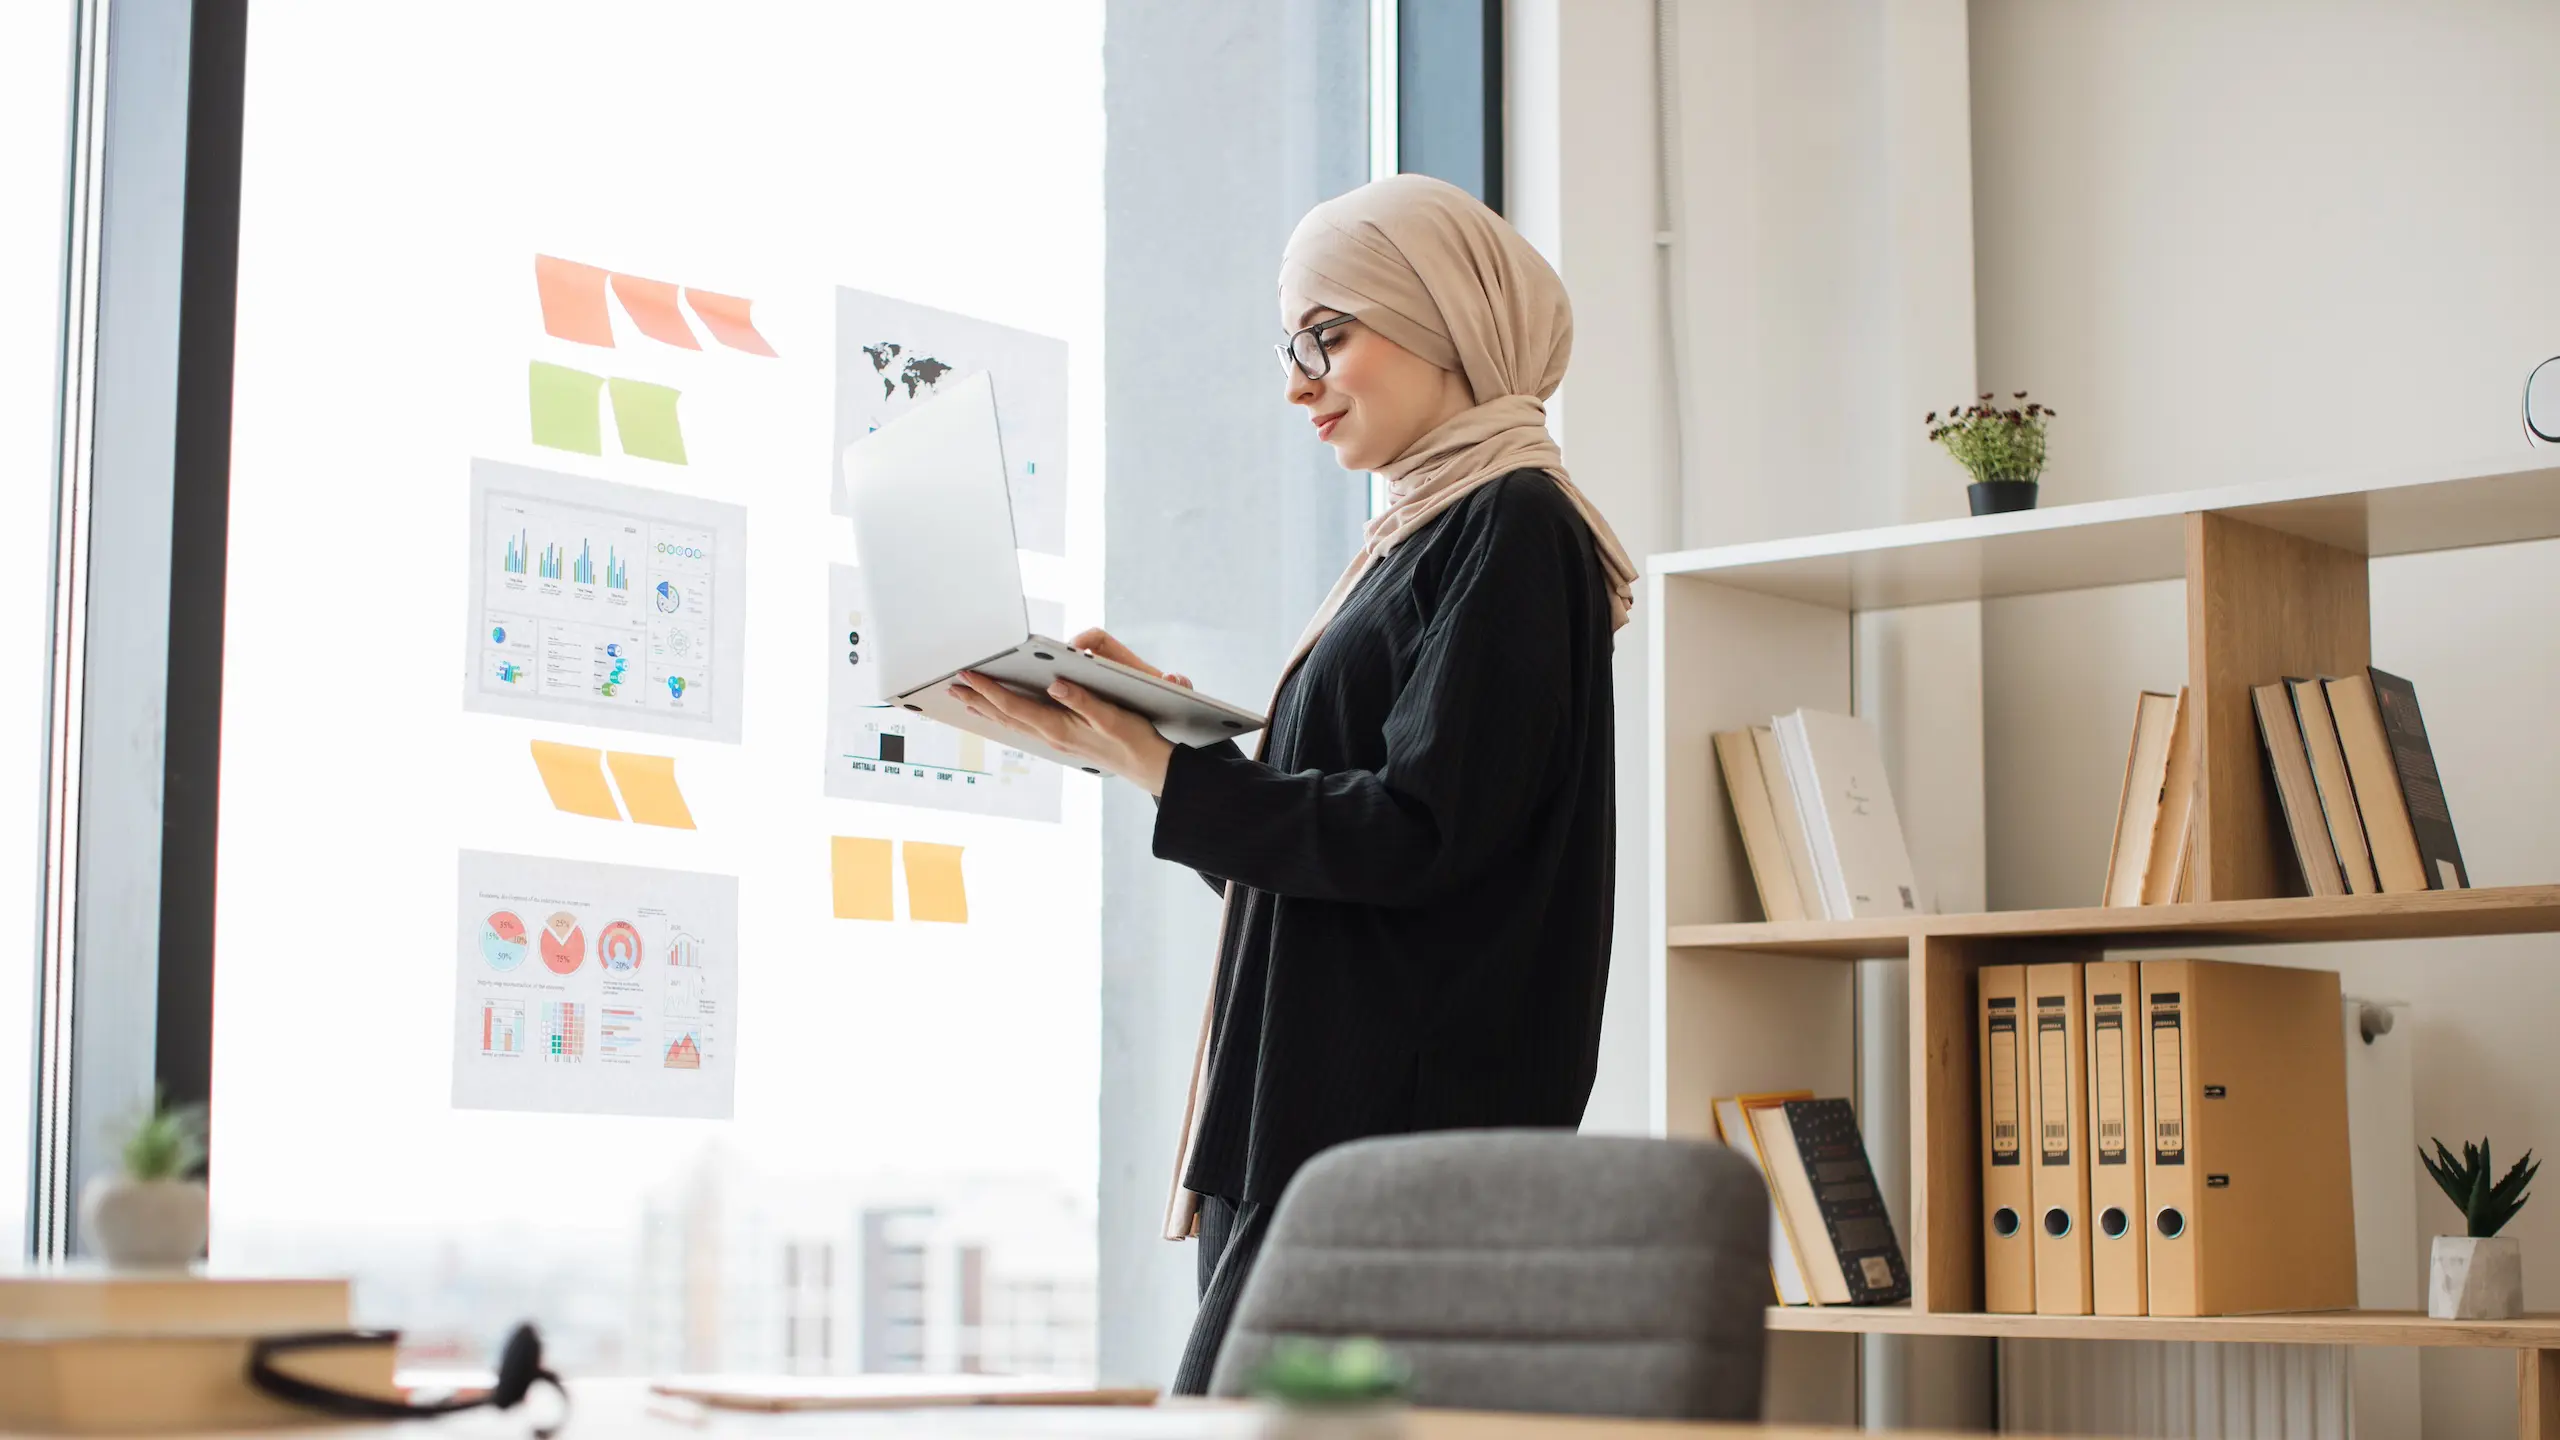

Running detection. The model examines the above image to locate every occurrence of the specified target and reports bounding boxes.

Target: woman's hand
[1070,628,1192,690]
[949,669,1178,796]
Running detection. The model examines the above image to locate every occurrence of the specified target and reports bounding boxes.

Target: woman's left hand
[948,672,1177,796]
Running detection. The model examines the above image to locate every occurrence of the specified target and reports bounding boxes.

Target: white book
[1714,1096,1813,1305]
[1775,709,1927,919]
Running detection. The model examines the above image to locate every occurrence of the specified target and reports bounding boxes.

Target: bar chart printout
[822,564,1064,822]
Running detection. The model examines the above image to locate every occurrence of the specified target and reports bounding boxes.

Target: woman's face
[1284,308,1474,473]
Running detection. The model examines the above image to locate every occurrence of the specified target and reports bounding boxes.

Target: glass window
[0,0,76,1259]
[213,5,1103,1374]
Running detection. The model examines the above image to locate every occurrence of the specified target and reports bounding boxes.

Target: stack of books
[2252,666,2469,896]
[1979,958,2355,1317]
[0,1269,394,1433]
[1715,709,1927,922]
[1713,1094,1908,1307]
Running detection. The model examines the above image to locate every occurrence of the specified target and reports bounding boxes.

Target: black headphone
[247,1323,568,1438]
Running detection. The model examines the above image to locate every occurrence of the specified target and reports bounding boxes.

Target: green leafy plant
[2421,1136,2537,1238]
[120,1090,206,1183]
[1926,391,2054,485]
[1247,1336,1411,1407]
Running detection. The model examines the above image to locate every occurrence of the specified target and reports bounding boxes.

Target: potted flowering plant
[1927,391,2054,516]
[2421,1135,2536,1319]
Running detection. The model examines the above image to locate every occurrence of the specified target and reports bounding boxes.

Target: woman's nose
[1285,364,1319,407]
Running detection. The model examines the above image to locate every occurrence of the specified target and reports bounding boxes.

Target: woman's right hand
[1072,628,1191,690]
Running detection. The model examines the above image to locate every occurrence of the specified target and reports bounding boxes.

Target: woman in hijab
[949,173,1635,1392]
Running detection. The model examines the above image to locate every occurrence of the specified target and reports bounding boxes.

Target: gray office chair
[1206,1130,1768,1419]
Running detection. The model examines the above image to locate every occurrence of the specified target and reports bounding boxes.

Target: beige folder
[2140,958,2357,1316]
[1978,964,2035,1313]
[2085,961,2147,1315]
[2027,961,2092,1315]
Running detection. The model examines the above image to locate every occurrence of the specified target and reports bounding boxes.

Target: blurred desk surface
[73,1379,2066,1440]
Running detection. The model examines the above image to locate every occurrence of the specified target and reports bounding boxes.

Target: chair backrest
[1206,1130,1768,1419]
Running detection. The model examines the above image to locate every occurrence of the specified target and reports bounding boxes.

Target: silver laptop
[841,371,1265,773]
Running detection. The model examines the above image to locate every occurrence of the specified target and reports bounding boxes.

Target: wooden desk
[263,1380,2080,1440]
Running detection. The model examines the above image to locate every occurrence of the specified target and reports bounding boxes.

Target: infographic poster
[453,850,739,1119]
[831,288,1069,556]
[825,564,1064,823]
[463,460,750,743]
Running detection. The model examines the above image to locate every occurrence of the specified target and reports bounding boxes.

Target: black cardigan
[1152,469,1616,1206]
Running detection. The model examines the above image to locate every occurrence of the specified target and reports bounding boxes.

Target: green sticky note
[528,362,606,455]
[608,377,688,465]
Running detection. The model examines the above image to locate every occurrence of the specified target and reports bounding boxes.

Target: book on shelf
[2101,690,2183,907]
[2368,667,2470,890]
[2143,690,2200,906]
[1752,726,1827,917]
[1771,710,1926,920]
[1713,1091,1817,1305]
[2252,680,2348,896]
[1713,730,1807,923]
[1745,1097,1910,1307]
[2287,677,2378,895]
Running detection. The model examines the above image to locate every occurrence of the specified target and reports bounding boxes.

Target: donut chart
[540,911,586,974]
[598,920,644,972]
[480,911,528,971]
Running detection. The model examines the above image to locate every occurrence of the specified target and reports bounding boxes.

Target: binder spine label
[1988,999,2021,1167]
[2092,992,2128,1166]
[2037,996,2071,1165]
[2150,991,2185,1166]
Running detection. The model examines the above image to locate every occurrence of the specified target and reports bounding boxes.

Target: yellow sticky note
[831,837,895,922]
[530,741,620,820]
[606,751,695,829]
[902,841,969,925]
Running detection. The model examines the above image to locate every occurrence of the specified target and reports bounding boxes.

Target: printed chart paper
[465,460,748,742]
[825,564,1063,822]
[454,850,738,1119]
[831,287,1069,556]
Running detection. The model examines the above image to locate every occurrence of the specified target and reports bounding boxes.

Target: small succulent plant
[2421,1136,2537,1238]
[1926,391,2054,486]
[121,1090,207,1183]
[1248,1336,1412,1407]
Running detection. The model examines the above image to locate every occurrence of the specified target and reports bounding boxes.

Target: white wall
[1973,3,2560,1434]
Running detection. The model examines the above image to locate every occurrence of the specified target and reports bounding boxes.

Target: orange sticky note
[530,741,620,820]
[902,842,969,924]
[831,837,895,922]
[684,288,778,357]
[605,751,695,829]
[609,272,700,349]
[534,256,614,347]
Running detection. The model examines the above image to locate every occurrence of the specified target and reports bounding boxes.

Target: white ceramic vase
[80,1175,208,1269]
[2428,1234,2522,1320]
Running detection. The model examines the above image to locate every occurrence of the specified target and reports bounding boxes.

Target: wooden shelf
[1766,1305,2560,1350]
[1648,452,2560,609]
[1666,884,2560,959]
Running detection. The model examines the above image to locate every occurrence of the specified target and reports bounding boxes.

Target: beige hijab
[1161,176,1636,1241]
[1276,172,1636,677]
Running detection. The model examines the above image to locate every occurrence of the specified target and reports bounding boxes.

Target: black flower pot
[1968,481,2039,516]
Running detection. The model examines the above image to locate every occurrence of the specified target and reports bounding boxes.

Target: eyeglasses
[1276,315,1359,380]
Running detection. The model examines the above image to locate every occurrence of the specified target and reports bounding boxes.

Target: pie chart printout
[598,920,644,972]
[480,911,528,971]
[455,851,738,1120]
[540,911,586,974]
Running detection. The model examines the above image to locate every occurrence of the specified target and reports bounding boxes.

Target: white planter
[2428,1234,2522,1320]
[1254,1401,1409,1440]
[80,1176,208,1269]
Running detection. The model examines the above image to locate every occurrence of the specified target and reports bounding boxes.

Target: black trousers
[1172,1194,1269,1396]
